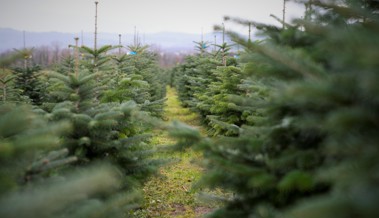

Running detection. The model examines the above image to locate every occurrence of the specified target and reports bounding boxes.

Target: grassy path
[132,87,214,218]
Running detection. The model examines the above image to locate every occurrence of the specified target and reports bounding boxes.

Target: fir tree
[77,45,118,73]
[0,104,136,218]
[173,1,379,217]
[173,42,241,136]
[102,45,167,117]
[13,65,46,105]
[199,66,246,136]
[193,40,211,56]
[0,54,23,103]
[55,56,75,75]
[45,68,161,186]
[0,50,42,104]
[0,74,16,103]
[175,55,220,111]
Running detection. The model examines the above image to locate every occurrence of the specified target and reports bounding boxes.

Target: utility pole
[81,30,84,46]
[74,37,79,77]
[200,27,204,55]
[222,23,226,66]
[201,27,204,42]
[222,23,225,44]
[137,30,140,45]
[94,1,99,51]
[23,31,27,69]
[283,0,287,29]
[214,35,217,52]
[134,26,137,46]
[118,34,122,55]
[23,31,26,50]
[248,22,251,42]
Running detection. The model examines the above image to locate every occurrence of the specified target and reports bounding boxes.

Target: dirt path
[132,87,214,218]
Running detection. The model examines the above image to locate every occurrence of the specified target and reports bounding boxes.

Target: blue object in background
[130,51,137,55]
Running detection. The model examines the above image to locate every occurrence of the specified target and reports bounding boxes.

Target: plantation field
[1,1,379,218]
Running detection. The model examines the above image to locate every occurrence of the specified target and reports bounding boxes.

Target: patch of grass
[164,88,202,124]
[130,87,219,218]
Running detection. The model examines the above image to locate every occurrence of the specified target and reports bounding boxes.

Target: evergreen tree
[102,45,167,118]
[0,50,43,104]
[0,73,17,103]
[0,54,23,103]
[173,1,379,217]
[193,40,211,55]
[77,45,118,73]
[198,66,246,136]
[13,65,46,105]
[175,55,219,111]
[0,103,137,218]
[173,42,242,136]
[45,69,160,184]
[55,56,75,75]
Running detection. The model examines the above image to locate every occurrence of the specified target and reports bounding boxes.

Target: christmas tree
[172,0,379,217]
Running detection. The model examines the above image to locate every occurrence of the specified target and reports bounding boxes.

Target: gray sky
[0,0,304,34]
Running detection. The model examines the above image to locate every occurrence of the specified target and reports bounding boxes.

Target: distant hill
[0,28,236,53]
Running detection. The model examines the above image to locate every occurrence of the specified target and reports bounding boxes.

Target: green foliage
[13,65,46,105]
[1,10,174,218]
[169,121,202,151]
[172,1,379,217]
[193,40,211,55]
[0,51,25,68]
[102,49,167,118]
[0,40,171,217]
[0,52,40,103]
[174,55,219,110]
[172,44,246,136]
[55,56,75,75]
[199,66,247,136]
[0,104,138,218]
[77,45,119,72]
[0,73,21,103]
[44,70,160,184]
[0,104,70,190]
[127,44,150,55]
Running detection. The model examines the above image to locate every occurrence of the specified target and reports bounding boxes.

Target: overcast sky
[0,0,304,34]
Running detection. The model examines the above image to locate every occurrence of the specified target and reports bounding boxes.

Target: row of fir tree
[0,42,170,217]
[170,0,379,217]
